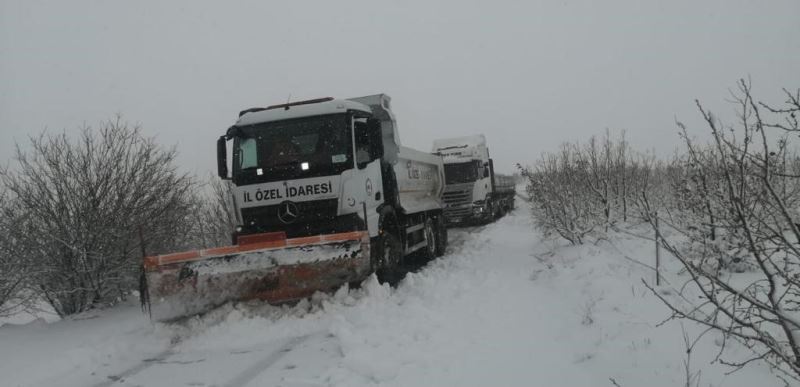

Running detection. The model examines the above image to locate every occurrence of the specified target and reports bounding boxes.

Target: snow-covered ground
[0,202,785,386]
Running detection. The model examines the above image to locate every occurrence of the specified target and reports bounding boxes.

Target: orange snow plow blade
[142,231,371,322]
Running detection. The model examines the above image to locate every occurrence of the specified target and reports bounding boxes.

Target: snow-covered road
[98,211,586,387]
[0,203,783,386]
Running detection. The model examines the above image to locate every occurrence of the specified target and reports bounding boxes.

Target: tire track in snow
[90,347,178,387]
[90,333,312,387]
[221,334,311,387]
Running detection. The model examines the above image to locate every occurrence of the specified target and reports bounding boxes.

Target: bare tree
[645,80,800,381]
[520,130,649,244]
[520,80,800,382]
[0,117,194,317]
[188,174,238,248]
[518,145,600,245]
[577,133,614,229]
[612,131,630,222]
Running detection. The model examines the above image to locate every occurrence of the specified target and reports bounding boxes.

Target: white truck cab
[433,135,515,224]
[218,94,449,273]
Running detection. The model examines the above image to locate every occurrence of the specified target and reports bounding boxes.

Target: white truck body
[144,94,448,322]
[347,95,445,219]
[433,135,515,224]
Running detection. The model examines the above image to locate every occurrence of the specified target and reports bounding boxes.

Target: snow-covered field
[0,203,784,386]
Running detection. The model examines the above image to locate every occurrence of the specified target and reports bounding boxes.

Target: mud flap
[143,231,371,322]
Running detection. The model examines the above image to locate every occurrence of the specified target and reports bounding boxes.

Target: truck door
[351,117,384,236]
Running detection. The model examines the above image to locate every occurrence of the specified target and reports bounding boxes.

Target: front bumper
[444,204,490,224]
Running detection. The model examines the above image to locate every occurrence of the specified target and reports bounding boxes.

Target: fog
[1,0,798,174]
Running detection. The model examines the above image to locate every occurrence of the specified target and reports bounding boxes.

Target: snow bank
[0,300,170,387]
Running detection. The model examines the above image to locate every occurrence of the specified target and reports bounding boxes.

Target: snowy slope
[0,203,784,386]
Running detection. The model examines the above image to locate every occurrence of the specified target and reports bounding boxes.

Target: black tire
[422,217,437,261]
[375,231,403,283]
[484,201,495,224]
[382,231,403,268]
[434,215,448,257]
[498,200,507,218]
[375,210,402,266]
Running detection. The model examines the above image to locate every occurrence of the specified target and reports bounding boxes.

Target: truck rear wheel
[434,215,448,257]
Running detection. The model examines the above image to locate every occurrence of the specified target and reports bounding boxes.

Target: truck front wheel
[484,201,495,223]
[381,232,402,269]
[375,231,403,283]
[374,211,403,276]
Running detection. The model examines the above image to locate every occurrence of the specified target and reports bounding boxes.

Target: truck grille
[442,183,473,220]
[240,199,360,237]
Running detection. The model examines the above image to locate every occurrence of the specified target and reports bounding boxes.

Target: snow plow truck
[142,94,448,321]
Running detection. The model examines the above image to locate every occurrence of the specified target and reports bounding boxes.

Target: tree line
[518,80,800,382]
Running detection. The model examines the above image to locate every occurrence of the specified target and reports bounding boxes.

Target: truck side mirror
[217,136,229,179]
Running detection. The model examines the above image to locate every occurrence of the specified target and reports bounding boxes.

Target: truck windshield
[444,162,479,184]
[232,114,353,184]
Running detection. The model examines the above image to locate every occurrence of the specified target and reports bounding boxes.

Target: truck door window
[481,161,490,178]
[354,118,371,167]
[238,138,258,169]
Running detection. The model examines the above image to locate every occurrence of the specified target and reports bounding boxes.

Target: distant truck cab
[433,135,515,224]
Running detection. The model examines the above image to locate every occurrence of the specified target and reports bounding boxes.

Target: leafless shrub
[576,131,622,229]
[0,116,194,317]
[644,80,800,380]
[520,79,800,381]
[187,174,238,248]
[518,145,599,244]
[519,131,654,244]
[0,189,33,316]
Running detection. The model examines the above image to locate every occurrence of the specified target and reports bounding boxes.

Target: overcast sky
[1,0,799,175]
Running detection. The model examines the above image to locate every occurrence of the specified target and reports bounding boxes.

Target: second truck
[433,135,516,225]
[143,94,447,321]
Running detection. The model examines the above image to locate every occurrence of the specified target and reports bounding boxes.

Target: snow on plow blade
[142,231,371,322]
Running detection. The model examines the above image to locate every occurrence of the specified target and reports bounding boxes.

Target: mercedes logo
[277,201,299,224]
